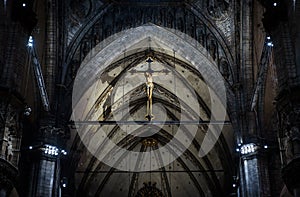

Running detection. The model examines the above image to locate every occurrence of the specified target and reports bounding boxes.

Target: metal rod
[70,120,231,125]
[29,38,50,111]
[75,170,224,173]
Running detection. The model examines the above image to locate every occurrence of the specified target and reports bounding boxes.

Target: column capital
[37,114,70,146]
[238,142,269,160]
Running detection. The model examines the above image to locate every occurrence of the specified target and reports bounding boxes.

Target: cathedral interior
[1,0,300,196]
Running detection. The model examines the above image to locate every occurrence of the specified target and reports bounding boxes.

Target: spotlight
[61,177,68,188]
[22,3,26,7]
[24,106,32,116]
[29,146,33,150]
[44,145,59,156]
[264,145,268,149]
[273,2,277,7]
[267,36,271,40]
[241,143,256,155]
[236,148,240,152]
[61,150,67,155]
[27,36,33,47]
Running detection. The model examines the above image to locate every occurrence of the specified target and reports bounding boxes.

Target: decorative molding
[64,4,233,82]
[136,182,164,197]
[206,0,230,20]
[142,138,158,147]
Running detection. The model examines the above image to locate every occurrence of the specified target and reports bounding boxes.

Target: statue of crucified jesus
[130,56,170,121]
[144,71,154,121]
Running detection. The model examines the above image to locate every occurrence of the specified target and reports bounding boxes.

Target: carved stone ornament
[206,0,230,19]
[70,0,92,20]
[0,158,18,192]
[136,182,164,197]
[39,125,65,137]
[290,126,300,141]
[285,126,300,163]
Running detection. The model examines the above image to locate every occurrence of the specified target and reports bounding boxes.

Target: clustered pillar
[27,116,68,197]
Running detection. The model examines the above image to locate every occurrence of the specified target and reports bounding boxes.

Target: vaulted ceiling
[65,24,235,196]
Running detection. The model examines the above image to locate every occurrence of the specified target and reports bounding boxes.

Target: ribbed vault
[69,24,235,197]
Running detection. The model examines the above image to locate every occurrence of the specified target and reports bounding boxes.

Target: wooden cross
[129,57,170,121]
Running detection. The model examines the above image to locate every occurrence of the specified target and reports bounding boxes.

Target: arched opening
[68,24,235,196]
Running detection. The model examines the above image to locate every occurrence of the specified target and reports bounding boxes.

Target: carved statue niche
[166,10,174,28]
[177,17,184,32]
[3,107,19,163]
[145,8,153,23]
[175,8,185,32]
[82,40,90,57]
[93,33,100,46]
[115,21,122,33]
[156,8,164,26]
[136,9,143,26]
[196,22,205,46]
[219,59,230,80]
[98,27,104,41]
[152,9,159,25]
[186,13,195,38]
[207,35,218,60]
[70,59,80,80]
[285,126,300,163]
[70,0,92,20]
[104,25,113,39]
[6,111,17,136]
[5,137,13,162]
[126,15,133,28]
[187,22,195,39]
[207,0,229,19]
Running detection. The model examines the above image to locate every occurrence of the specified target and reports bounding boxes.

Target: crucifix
[130,57,170,121]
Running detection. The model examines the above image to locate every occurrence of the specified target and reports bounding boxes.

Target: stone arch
[71,24,236,164]
[66,22,238,134]
[73,24,229,106]
[63,2,236,86]
[69,23,236,192]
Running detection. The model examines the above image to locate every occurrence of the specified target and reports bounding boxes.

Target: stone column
[236,1,273,196]
[240,154,259,197]
[27,117,68,197]
[44,0,58,105]
[238,142,270,197]
[29,149,59,196]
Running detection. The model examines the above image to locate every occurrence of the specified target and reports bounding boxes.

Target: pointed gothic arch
[69,23,235,196]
